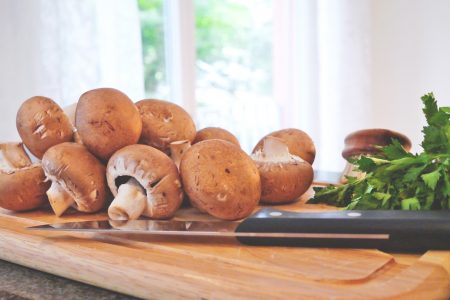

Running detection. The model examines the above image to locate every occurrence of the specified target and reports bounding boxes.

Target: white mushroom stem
[170,140,191,169]
[0,143,32,171]
[63,103,82,144]
[108,178,147,220]
[252,136,303,163]
[0,151,15,172]
[47,181,75,217]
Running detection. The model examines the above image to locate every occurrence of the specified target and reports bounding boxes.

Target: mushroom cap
[252,136,313,204]
[16,96,74,159]
[42,142,107,213]
[75,88,142,161]
[136,99,196,153]
[254,161,313,204]
[107,144,183,219]
[0,142,32,171]
[180,139,261,220]
[252,128,316,164]
[342,128,412,159]
[0,165,50,211]
[193,127,240,147]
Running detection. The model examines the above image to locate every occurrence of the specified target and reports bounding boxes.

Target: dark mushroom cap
[16,96,73,159]
[193,127,240,147]
[180,139,261,220]
[342,129,412,159]
[136,99,196,154]
[75,88,142,161]
[42,142,107,213]
[0,165,49,211]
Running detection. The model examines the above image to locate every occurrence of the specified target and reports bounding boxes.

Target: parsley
[308,93,450,210]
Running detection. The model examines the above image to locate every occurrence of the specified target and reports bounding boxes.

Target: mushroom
[136,99,196,155]
[106,144,183,220]
[193,127,240,147]
[252,136,313,204]
[42,142,107,217]
[180,139,261,220]
[0,142,49,211]
[0,142,32,171]
[16,96,74,159]
[169,140,191,169]
[75,88,142,161]
[341,129,412,183]
[0,165,50,211]
[253,128,316,165]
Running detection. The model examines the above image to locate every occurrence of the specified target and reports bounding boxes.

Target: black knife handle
[236,208,450,252]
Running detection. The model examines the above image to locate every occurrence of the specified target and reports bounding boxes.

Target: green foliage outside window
[138,0,272,97]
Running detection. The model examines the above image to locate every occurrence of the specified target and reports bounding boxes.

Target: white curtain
[274,0,372,171]
[274,0,450,172]
[0,0,144,142]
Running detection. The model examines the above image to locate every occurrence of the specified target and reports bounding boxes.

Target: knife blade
[28,208,450,251]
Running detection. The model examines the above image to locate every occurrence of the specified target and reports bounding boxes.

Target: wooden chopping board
[0,190,449,299]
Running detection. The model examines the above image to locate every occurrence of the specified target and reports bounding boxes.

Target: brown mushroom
[75,88,142,161]
[169,140,191,169]
[106,144,183,220]
[136,99,196,154]
[180,139,261,220]
[252,136,313,204]
[16,96,74,159]
[42,142,107,216]
[340,129,412,183]
[0,165,50,211]
[193,127,240,147]
[253,128,316,164]
[0,142,32,171]
[0,142,49,211]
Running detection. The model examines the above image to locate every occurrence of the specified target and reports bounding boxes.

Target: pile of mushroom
[1,87,316,221]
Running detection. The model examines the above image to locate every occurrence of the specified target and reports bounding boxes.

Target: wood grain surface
[0,191,449,299]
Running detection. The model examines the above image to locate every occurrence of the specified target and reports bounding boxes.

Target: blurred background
[1,0,450,171]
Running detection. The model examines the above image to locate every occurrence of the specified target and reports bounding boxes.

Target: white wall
[294,0,450,171]
[370,0,450,153]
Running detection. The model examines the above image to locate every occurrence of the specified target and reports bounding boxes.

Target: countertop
[0,260,137,300]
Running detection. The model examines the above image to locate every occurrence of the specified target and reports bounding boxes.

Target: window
[138,0,168,99]
[194,0,276,151]
[139,0,278,152]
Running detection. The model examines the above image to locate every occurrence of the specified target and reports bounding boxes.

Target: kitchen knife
[28,208,450,251]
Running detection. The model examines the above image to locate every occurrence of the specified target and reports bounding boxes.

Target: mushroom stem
[252,136,305,164]
[0,143,32,171]
[63,103,82,144]
[108,178,146,220]
[170,140,191,169]
[47,181,75,217]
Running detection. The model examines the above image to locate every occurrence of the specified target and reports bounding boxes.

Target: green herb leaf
[382,139,410,160]
[401,197,421,210]
[308,92,450,211]
[421,169,441,190]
